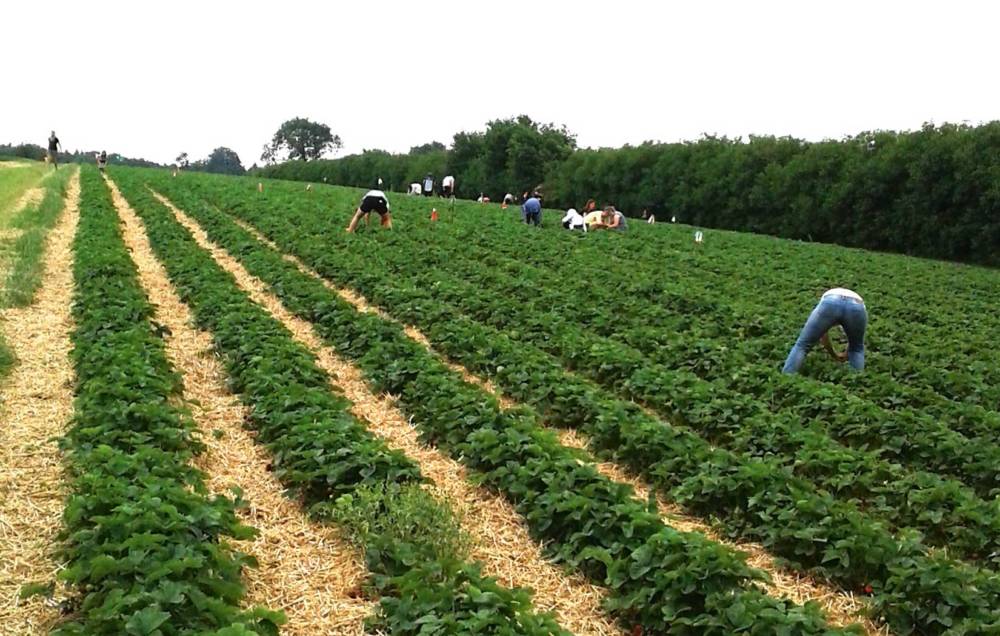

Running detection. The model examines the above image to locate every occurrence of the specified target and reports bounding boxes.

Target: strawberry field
[3,163,1000,635]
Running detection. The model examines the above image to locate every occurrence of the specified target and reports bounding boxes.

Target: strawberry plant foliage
[110,169,569,635]
[143,167,1000,635]
[58,166,282,634]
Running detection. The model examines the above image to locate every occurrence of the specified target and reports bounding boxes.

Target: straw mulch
[0,172,79,635]
[152,191,625,636]
[13,187,44,215]
[105,178,375,636]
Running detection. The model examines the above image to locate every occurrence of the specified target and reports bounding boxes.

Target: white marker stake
[258,182,263,193]
[694,230,704,243]
[671,216,677,223]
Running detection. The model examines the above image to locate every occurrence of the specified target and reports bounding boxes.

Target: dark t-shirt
[48,137,59,151]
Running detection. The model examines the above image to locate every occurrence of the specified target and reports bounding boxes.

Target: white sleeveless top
[822,288,863,303]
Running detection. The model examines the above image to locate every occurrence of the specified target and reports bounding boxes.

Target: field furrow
[140,185,621,635]
[210,188,883,633]
[131,178,868,630]
[109,172,577,634]
[107,177,373,635]
[155,172,1000,634]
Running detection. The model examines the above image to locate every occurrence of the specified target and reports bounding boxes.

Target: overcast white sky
[4,0,998,166]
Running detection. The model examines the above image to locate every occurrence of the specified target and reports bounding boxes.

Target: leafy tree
[193,147,245,175]
[260,144,276,166]
[409,141,446,155]
[175,152,189,168]
[265,117,342,162]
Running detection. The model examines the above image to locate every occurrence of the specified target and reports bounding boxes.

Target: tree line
[260,119,1000,266]
[257,115,576,200]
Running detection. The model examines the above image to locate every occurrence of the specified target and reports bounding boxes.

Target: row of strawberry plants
[251,176,1000,420]
[374,211,1000,437]
[141,172,852,635]
[378,202,1000,405]
[290,248,1000,564]
[183,176,1000,457]
[109,171,568,635]
[153,172,1000,635]
[377,241,1000,500]
[446,236,1000,404]
[190,180,1000,566]
[458,244,1000,444]
[58,166,281,634]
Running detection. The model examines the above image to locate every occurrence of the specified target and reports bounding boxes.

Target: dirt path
[105,178,372,635]
[215,205,885,634]
[151,190,623,635]
[0,171,79,635]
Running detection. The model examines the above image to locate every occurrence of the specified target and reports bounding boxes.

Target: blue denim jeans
[782,296,867,373]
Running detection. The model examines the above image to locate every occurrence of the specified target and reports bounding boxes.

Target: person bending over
[522,194,542,226]
[346,189,393,233]
[782,288,867,373]
[441,175,456,198]
[561,207,586,231]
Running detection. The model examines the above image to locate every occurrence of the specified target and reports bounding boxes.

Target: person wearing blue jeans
[522,195,542,226]
[782,288,867,373]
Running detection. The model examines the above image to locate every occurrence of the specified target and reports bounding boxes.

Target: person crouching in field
[604,206,627,231]
[561,207,586,231]
[346,189,393,233]
[783,288,867,373]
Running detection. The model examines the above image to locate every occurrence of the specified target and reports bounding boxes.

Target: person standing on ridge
[782,288,867,373]
[47,131,61,170]
[422,174,434,197]
[522,193,542,226]
[96,150,108,172]
[345,188,393,233]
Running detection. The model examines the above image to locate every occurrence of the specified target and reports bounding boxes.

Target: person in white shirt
[346,189,393,233]
[422,174,434,197]
[561,208,586,231]
[441,175,456,197]
[409,182,422,195]
[783,288,868,373]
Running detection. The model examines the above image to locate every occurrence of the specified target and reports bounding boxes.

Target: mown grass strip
[165,173,1000,635]
[139,173,852,635]
[109,170,571,635]
[57,165,281,634]
[3,167,74,307]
